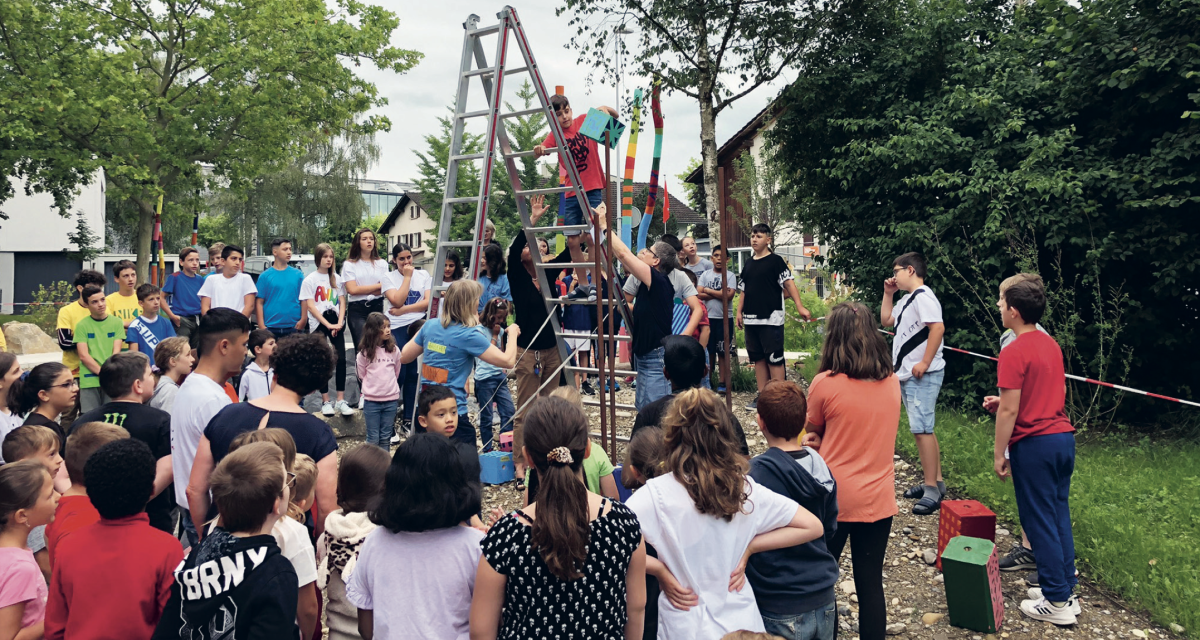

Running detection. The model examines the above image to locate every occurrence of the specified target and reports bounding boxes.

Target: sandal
[912,494,942,515]
[903,485,925,500]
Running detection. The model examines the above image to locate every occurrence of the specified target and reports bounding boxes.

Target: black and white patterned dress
[480,499,643,640]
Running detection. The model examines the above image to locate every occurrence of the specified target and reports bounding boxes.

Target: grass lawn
[0,314,23,326]
[896,410,1200,637]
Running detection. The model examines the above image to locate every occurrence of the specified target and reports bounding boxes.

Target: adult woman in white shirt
[341,229,391,360]
[382,242,431,436]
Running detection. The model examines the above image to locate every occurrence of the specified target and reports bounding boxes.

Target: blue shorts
[559,189,604,236]
[901,368,944,434]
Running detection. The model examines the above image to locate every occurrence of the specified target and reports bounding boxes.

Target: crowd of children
[0,185,1088,640]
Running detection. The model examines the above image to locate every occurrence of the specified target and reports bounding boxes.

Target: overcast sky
[356,1,793,196]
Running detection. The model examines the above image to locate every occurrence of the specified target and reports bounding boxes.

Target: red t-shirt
[45,495,100,568]
[541,114,605,196]
[997,330,1074,445]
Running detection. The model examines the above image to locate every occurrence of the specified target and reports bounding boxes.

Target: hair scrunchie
[546,446,574,466]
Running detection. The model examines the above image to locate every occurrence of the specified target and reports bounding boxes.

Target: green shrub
[23,281,75,334]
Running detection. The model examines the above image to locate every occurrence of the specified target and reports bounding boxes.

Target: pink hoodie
[355,346,403,402]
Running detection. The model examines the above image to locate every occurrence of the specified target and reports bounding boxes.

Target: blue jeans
[1011,431,1077,602]
[392,328,420,424]
[633,346,670,410]
[900,368,944,434]
[559,189,604,235]
[476,374,515,453]
[363,399,398,449]
[267,326,301,340]
[761,601,837,640]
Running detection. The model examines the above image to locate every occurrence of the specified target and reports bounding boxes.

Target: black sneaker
[581,380,597,396]
[1000,544,1037,572]
[567,285,596,302]
[1025,571,1040,587]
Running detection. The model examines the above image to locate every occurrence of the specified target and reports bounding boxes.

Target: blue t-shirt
[560,274,592,331]
[256,266,305,329]
[162,271,204,316]
[126,314,177,355]
[477,273,512,313]
[415,321,492,414]
[474,326,505,381]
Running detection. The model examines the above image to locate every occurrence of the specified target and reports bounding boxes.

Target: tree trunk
[699,89,721,243]
[135,197,156,283]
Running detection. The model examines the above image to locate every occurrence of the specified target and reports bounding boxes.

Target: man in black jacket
[154,441,298,640]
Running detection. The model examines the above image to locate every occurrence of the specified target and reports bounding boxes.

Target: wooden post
[718,166,732,410]
[604,135,618,456]
[594,131,610,457]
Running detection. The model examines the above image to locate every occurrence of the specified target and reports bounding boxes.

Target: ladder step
[450,153,487,162]
[458,109,491,119]
[507,147,558,158]
[440,240,477,248]
[589,431,632,443]
[527,224,589,233]
[539,262,597,269]
[501,107,547,119]
[444,196,482,204]
[557,332,630,342]
[468,24,500,37]
[464,65,530,79]
[583,400,638,411]
[516,186,573,196]
[566,365,636,376]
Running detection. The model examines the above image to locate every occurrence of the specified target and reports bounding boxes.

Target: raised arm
[881,277,898,327]
[596,206,653,287]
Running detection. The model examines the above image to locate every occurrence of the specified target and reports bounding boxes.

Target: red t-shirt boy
[993,277,1080,625]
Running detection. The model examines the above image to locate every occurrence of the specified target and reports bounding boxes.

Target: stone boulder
[2,322,61,355]
[313,410,366,440]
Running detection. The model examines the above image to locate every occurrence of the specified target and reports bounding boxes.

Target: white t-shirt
[627,474,799,639]
[0,409,25,464]
[381,268,432,329]
[340,259,390,303]
[170,373,231,509]
[197,272,257,311]
[683,257,714,278]
[697,269,736,319]
[274,516,318,587]
[623,269,698,301]
[889,284,945,381]
[299,271,346,332]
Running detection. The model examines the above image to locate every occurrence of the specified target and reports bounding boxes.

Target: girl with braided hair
[471,397,647,640]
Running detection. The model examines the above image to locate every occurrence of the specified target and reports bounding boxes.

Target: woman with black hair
[381,242,431,437]
[185,333,340,537]
[477,243,511,313]
[471,397,647,640]
[341,228,390,360]
[345,433,484,639]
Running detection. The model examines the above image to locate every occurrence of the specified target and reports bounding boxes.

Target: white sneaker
[321,401,335,417]
[1027,588,1082,616]
[1020,596,1077,625]
[336,400,354,416]
[390,432,401,445]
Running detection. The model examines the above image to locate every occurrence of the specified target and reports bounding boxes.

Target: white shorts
[564,329,591,352]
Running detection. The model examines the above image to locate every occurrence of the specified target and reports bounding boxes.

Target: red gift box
[937,500,996,570]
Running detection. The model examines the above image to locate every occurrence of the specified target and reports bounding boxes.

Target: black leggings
[347,299,381,353]
[828,517,892,640]
[315,323,348,394]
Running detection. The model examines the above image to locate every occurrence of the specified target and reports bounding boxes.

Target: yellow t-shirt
[106,291,141,326]
[57,301,93,377]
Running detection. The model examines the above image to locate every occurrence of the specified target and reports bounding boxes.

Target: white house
[0,172,107,314]
[377,192,435,268]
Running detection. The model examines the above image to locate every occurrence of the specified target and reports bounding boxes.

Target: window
[409,204,419,220]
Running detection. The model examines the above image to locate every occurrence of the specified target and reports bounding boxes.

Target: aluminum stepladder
[423,6,637,453]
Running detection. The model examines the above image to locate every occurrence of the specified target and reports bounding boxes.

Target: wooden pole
[604,134,618,456]
[594,131,610,457]
[718,166,733,411]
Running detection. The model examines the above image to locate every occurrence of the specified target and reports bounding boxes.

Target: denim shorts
[901,367,944,434]
[560,189,604,236]
[761,600,837,640]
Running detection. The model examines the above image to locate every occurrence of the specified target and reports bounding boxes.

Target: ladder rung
[464,67,496,78]
[450,153,487,162]
[501,107,546,119]
[516,186,572,196]
[589,431,632,443]
[540,262,596,269]
[505,66,530,76]
[440,241,477,247]
[468,25,500,37]
[527,224,589,233]
[507,147,558,158]
[566,365,636,376]
[459,109,491,119]
[444,196,482,204]
[557,331,630,342]
[584,400,637,411]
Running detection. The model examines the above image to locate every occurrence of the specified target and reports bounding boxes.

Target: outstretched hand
[530,194,547,224]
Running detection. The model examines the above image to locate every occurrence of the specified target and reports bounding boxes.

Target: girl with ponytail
[627,387,824,638]
[10,362,75,457]
[471,397,646,640]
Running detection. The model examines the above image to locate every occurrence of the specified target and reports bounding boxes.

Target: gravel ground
[335,373,1183,640]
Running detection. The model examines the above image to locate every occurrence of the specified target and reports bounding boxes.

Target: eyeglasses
[51,380,80,389]
[892,266,911,275]
[286,472,297,489]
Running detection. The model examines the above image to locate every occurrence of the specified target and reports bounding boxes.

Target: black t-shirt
[204,403,339,467]
[737,253,793,324]
[72,401,176,532]
[507,232,572,350]
[631,391,750,455]
[631,268,674,356]
[23,412,67,455]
